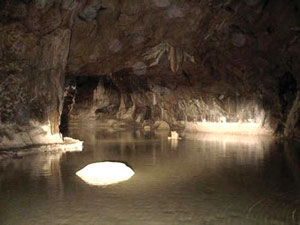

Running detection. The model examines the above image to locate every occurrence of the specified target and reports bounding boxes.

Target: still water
[1,125,300,225]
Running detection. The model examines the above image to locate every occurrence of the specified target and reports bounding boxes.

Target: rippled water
[1,126,300,225]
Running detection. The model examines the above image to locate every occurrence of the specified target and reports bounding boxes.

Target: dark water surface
[1,125,300,225]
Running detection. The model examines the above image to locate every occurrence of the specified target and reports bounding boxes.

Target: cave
[1,0,300,224]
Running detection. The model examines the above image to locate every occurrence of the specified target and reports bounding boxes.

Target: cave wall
[0,22,71,149]
[0,0,300,146]
[67,74,272,135]
[65,0,300,137]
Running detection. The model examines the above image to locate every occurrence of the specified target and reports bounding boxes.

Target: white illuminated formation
[184,121,272,135]
[168,131,181,150]
[168,131,182,140]
[76,162,135,186]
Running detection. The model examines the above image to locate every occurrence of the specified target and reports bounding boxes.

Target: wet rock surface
[0,0,300,149]
[0,22,71,149]
[66,74,273,134]
[67,78,298,136]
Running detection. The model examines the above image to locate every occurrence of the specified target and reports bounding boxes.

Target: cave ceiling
[1,0,300,94]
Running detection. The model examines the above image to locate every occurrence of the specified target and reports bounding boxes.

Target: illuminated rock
[76,162,135,186]
[143,125,151,131]
[168,131,181,140]
[184,121,273,135]
[0,120,83,152]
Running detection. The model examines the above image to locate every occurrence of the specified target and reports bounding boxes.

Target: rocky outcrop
[0,22,71,149]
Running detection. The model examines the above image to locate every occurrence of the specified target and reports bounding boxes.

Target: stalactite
[169,46,177,72]
[144,42,195,73]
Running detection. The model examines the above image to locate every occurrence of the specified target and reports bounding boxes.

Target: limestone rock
[0,23,71,149]
[0,0,300,141]
[155,121,170,130]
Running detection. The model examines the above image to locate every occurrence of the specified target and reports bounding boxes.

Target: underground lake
[1,125,300,225]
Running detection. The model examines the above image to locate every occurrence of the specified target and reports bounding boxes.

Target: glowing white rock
[168,131,181,140]
[76,162,135,186]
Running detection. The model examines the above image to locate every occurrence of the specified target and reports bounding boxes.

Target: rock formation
[0,0,300,148]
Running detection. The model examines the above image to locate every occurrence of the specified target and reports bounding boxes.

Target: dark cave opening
[60,76,100,134]
[60,75,124,134]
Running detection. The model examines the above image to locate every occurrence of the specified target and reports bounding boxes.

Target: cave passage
[60,73,280,136]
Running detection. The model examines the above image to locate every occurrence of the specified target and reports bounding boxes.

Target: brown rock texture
[0,0,300,147]
[0,18,71,148]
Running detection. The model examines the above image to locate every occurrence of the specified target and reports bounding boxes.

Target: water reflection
[1,126,300,225]
[184,133,271,165]
[0,152,64,196]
